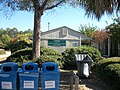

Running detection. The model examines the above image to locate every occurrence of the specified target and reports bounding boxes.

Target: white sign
[24,81,34,88]
[45,81,55,89]
[1,82,12,89]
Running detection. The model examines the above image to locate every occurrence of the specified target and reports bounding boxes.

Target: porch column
[79,36,81,46]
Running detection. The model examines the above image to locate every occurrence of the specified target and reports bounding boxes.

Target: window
[72,41,78,47]
[62,28,68,36]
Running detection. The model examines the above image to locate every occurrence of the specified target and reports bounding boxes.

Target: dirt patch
[60,70,113,90]
[79,72,113,90]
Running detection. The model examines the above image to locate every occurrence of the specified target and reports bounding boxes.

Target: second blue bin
[18,62,39,90]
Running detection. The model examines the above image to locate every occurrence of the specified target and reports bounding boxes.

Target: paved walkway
[0,51,11,62]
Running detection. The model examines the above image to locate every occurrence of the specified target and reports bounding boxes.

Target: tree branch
[31,0,40,8]
[45,1,63,10]
[40,0,49,11]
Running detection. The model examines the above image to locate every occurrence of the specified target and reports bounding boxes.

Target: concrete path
[0,51,11,62]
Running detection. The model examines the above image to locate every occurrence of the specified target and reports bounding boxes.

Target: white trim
[41,38,81,40]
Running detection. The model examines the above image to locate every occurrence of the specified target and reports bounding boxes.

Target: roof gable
[41,26,91,40]
[42,26,79,34]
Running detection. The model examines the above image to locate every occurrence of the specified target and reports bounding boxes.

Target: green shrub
[6,48,33,67]
[0,42,5,49]
[0,49,6,55]
[62,46,102,70]
[0,34,12,50]
[35,47,62,68]
[96,57,120,89]
[35,55,62,68]
[7,47,62,67]
[10,40,32,53]
[40,47,61,56]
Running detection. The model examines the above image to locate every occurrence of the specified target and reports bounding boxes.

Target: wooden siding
[41,26,91,52]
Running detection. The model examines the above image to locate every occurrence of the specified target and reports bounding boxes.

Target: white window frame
[72,41,78,47]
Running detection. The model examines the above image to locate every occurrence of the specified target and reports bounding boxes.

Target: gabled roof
[41,26,92,40]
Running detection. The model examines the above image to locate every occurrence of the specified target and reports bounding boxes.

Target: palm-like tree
[79,0,120,20]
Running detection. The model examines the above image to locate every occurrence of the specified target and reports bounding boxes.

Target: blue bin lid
[1,62,18,72]
[21,62,38,72]
[41,62,59,72]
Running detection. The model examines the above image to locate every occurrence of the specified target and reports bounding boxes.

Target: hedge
[62,46,102,70]
[10,40,32,53]
[95,57,120,89]
[6,48,33,66]
[35,47,62,68]
[6,47,62,67]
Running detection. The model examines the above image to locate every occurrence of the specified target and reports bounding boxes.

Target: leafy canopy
[79,24,97,37]
[0,0,78,13]
[78,0,120,20]
[106,17,120,43]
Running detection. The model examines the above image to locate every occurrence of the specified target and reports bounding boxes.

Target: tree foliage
[0,27,33,49]
[0,34,12,49]
[79,24,97,37]
[79,24,108,44]
[0,0,72,14]
[106,17,120,43]
[92,30,108,43]
[78,0,120,20]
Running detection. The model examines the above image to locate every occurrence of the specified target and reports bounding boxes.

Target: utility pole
[48,22,50,31]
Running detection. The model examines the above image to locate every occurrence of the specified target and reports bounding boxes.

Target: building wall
[41,26,91,52]
[41,39,80,52]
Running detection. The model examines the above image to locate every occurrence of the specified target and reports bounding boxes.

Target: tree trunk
[32,8,41,59]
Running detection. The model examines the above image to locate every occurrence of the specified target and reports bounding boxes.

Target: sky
[0,5,116,32]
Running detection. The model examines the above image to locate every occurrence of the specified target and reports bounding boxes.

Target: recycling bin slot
[25,65,34,70]
[3,66,12,72]
[46,66,55,71]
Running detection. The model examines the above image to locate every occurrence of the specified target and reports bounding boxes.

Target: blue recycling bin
[41,62,60,90]
[18,62,39,90]
[0,62,18,90]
